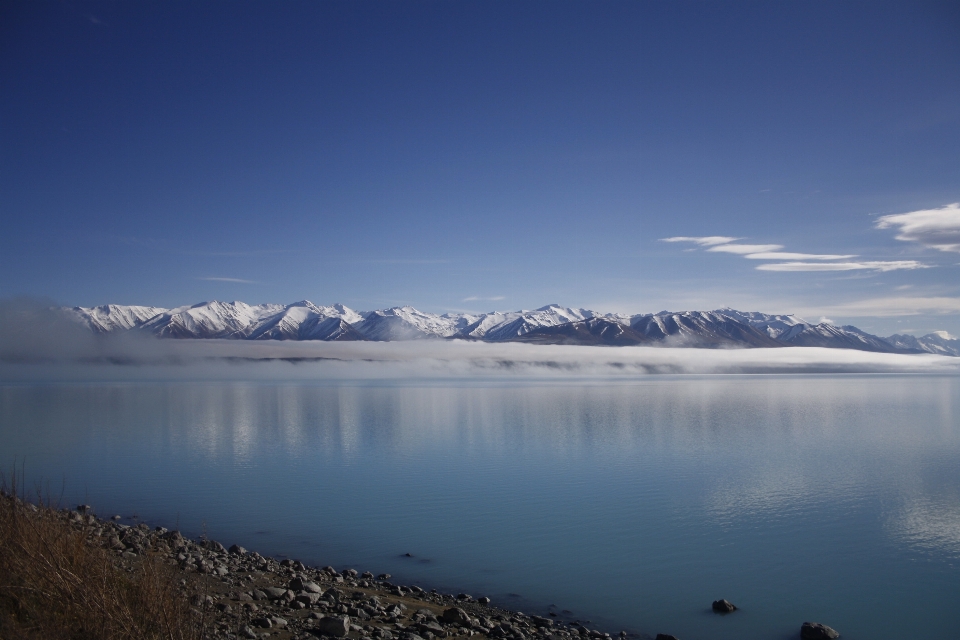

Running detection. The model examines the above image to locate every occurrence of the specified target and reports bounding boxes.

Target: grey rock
[711,599,736,613]
[477,597,491,605]
[291,577,324,593]
[270,616,288,629]
[263,587,288,600]
[297,592,322,605]
[655,635,679,640]
[417,622,445,635]
[315,615,352,637]
[241,626,259,639]
[441,608,471,625]
[205,540,228,553]
[229,544,248,555]
[253,617,273,629]
[801,622,840,639]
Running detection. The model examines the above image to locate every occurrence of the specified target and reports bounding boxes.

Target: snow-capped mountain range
[62,301,960,356]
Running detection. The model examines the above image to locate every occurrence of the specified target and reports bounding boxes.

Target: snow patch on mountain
[65,305,167,333]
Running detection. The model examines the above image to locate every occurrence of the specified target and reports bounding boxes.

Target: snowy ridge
[885,332,960,357]
[66,304,168,333]
[59,301,958,355]
[460,304,606,341]
[140,301,286,339]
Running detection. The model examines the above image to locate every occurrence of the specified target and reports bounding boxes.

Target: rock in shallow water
[711,599,737,613]
[801,622,840,639]
[655,635,679,640]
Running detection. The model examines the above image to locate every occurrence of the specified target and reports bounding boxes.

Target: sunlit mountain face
[63,301,960,355]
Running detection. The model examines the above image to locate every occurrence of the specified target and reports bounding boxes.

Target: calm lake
[2,374,959,639]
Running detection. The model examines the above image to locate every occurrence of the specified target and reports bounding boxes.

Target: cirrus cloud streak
[706,243,784,254]
[799,296,960,317]
[756,261,928,272]
[661,236,740,246]
[743,252,857,260]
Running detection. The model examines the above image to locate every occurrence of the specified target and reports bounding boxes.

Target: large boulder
[801,622,840,639]
[290,577,324,593]
[262,586,288,600]
[442,607,471,625]
[315,615,351,637]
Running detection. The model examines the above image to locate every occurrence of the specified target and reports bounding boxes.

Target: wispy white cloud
[198,277,258,284]
[706,243,784,255]
[876,203,960,253]
[660,236,740,246]
[801,296,960,317]
[463,296,506,302]
[756,261,928,272]
[662,235,928,272]
[743,252,857,260]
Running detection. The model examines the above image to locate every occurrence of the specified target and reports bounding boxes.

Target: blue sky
[2,1,959,336]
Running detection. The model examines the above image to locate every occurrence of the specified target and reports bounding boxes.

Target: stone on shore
[315,615,352,637]
[290,577,324,593]
[229,543,247,555]
[262,586,288,600]
[711,599,737,613]
[801,622,840,639]
[441,607,471,625]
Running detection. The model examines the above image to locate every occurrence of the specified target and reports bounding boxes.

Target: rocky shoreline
[36,502,841,640]
[57,504,640,640]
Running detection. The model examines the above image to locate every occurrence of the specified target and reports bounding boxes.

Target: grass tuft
[0,472,199,640]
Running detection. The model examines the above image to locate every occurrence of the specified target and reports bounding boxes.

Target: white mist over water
[3,338,960,383]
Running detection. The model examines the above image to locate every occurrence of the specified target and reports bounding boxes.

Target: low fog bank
[4,337,960,383]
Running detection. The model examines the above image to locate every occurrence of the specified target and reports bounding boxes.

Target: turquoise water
[2,375,959,639]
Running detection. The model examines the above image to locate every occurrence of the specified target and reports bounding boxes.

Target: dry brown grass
[0,477,200,640]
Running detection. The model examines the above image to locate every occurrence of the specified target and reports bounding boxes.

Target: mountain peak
[60,301,960,356]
